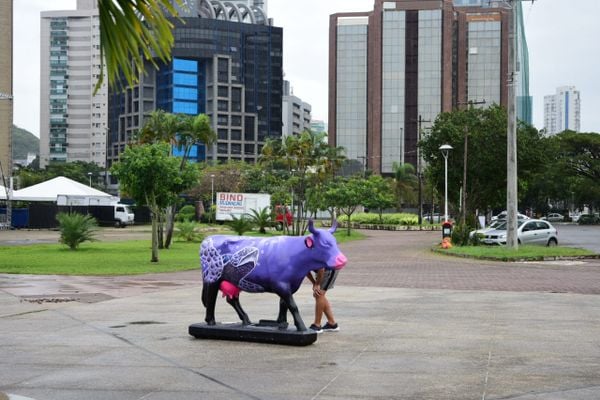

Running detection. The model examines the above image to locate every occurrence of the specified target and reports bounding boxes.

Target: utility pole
[456,100,485,226]
[506,0,519,249]
[417,115,430,227]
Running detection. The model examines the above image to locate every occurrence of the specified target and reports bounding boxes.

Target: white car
[491,211,530,222]
[480,219,558,246]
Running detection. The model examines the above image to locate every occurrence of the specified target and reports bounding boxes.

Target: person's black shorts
[320,269,339,291]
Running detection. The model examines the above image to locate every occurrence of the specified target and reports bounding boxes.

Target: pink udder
[220,281,241,299]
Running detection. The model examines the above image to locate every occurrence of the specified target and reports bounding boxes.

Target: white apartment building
[40,0,107,168]
[543,86,581,136]
[282,80,311,137]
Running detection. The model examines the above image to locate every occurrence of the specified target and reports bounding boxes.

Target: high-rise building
[40,0,108,168]
[329,0,531,175]
[310,120,327,134]
[282,80,311,137]
[108,0,282,167]
[0,0,13,179]
[543,86,581,135]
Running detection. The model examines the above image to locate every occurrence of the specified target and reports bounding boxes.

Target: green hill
[12,125,39,160]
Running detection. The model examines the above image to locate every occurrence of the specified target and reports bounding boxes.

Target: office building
[329,0,531,175]
[282,80,312,137]
[0,0,13,179]
[543,86,581,135]
[310,120,327,134]
[108,0,282,166]
[40,0,108,168]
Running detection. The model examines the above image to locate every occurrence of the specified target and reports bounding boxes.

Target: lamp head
[439,144,453,157]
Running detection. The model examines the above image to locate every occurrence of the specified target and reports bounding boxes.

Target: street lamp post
[439,144,453,223]
[87,172,92,187]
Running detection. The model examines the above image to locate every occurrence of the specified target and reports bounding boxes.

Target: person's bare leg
[322,295,336,325]
[314,292,327,326]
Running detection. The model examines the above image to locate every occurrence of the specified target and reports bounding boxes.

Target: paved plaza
[1,228,600,399]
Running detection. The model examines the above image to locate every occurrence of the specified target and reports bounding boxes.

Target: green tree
[140,111,216,248]
[111,143,198,262]
[362,175,396,223]
[228,214,254,236]
[323,176,369,236]
[392,162,417,210]
[420,105,546,216]
[260,131,346,235]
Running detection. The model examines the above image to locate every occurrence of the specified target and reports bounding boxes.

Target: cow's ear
[304,237,314,249]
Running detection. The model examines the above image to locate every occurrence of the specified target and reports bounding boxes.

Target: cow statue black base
[188,220,347,346]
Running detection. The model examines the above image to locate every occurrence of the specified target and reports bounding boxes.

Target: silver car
[481,219,558,246]
[542,213,564,222]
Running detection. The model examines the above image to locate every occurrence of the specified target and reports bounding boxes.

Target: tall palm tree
[392,162,418,210]
[97,0,181,92]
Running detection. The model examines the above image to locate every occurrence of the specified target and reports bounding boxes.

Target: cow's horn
[308,219,316,234]
[329,220,338,233]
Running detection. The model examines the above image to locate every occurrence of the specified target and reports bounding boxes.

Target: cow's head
[306,220,347,270]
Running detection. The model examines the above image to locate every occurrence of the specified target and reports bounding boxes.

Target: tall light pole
[506,0,519,249]
[439,144,453,223]
[87,172,92,187]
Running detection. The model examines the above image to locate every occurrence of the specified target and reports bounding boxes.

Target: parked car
[480,219,558,246]
[578,214,600,225]
[469,220,504,239]
[491,210,530,222]
[541,213,564,222]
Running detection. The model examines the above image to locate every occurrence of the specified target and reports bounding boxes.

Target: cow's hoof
[278,322,289,330]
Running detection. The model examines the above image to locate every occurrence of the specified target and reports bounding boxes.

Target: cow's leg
[276,298,288,329]
[279,294,306,331]
[202,282,219,325]
[226,296,251,325]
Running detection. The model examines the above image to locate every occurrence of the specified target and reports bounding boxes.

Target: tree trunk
[158,212,164,249]
[164,205,176,249]
[151,212,159,262]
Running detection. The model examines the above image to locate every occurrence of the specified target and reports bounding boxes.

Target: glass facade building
[336,18,368,166]
[48,18,69,163]
[330,0,531,175]
[108,7,282,166]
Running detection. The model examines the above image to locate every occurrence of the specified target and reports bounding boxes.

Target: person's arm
[312,268,325,297]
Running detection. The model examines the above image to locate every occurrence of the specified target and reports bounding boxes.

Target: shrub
[176,205,196,222]
[228,214,254,235]
[56,212,98,250]
[450,223,473,247]
[351,212,418,226]
[248,207,272,234]
[176,220,203,242]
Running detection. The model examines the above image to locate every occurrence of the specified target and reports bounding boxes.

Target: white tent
[0,185,6,200]
[12,176,116,203]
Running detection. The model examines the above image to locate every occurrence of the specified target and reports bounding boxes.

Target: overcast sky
[12,0,600,137]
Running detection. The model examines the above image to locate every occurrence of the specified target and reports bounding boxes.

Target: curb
[431,247,600,262]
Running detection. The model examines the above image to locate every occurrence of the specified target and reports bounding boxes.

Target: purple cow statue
[200,220,347,331]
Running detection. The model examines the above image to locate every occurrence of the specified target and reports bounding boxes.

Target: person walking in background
[306,268,340,333]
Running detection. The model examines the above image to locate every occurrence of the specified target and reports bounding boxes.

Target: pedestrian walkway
[1,229,600,399]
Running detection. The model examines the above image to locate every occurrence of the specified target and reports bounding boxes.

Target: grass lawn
[441,245,596,261]
[0,229,365,276]
[0,240,201,275]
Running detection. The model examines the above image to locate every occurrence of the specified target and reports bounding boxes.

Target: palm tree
[248,207,272,234]
[97,0,180,92]
[392,162,418,210]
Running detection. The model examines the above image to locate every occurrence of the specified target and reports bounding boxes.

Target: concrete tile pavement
[1,228,600,399]
[2,283,600,399]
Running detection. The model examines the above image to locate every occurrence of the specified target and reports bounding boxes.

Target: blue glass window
[173,101,198,114]
[173,58,198,73]
[173,87,198,101]
[174,73,197,86]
